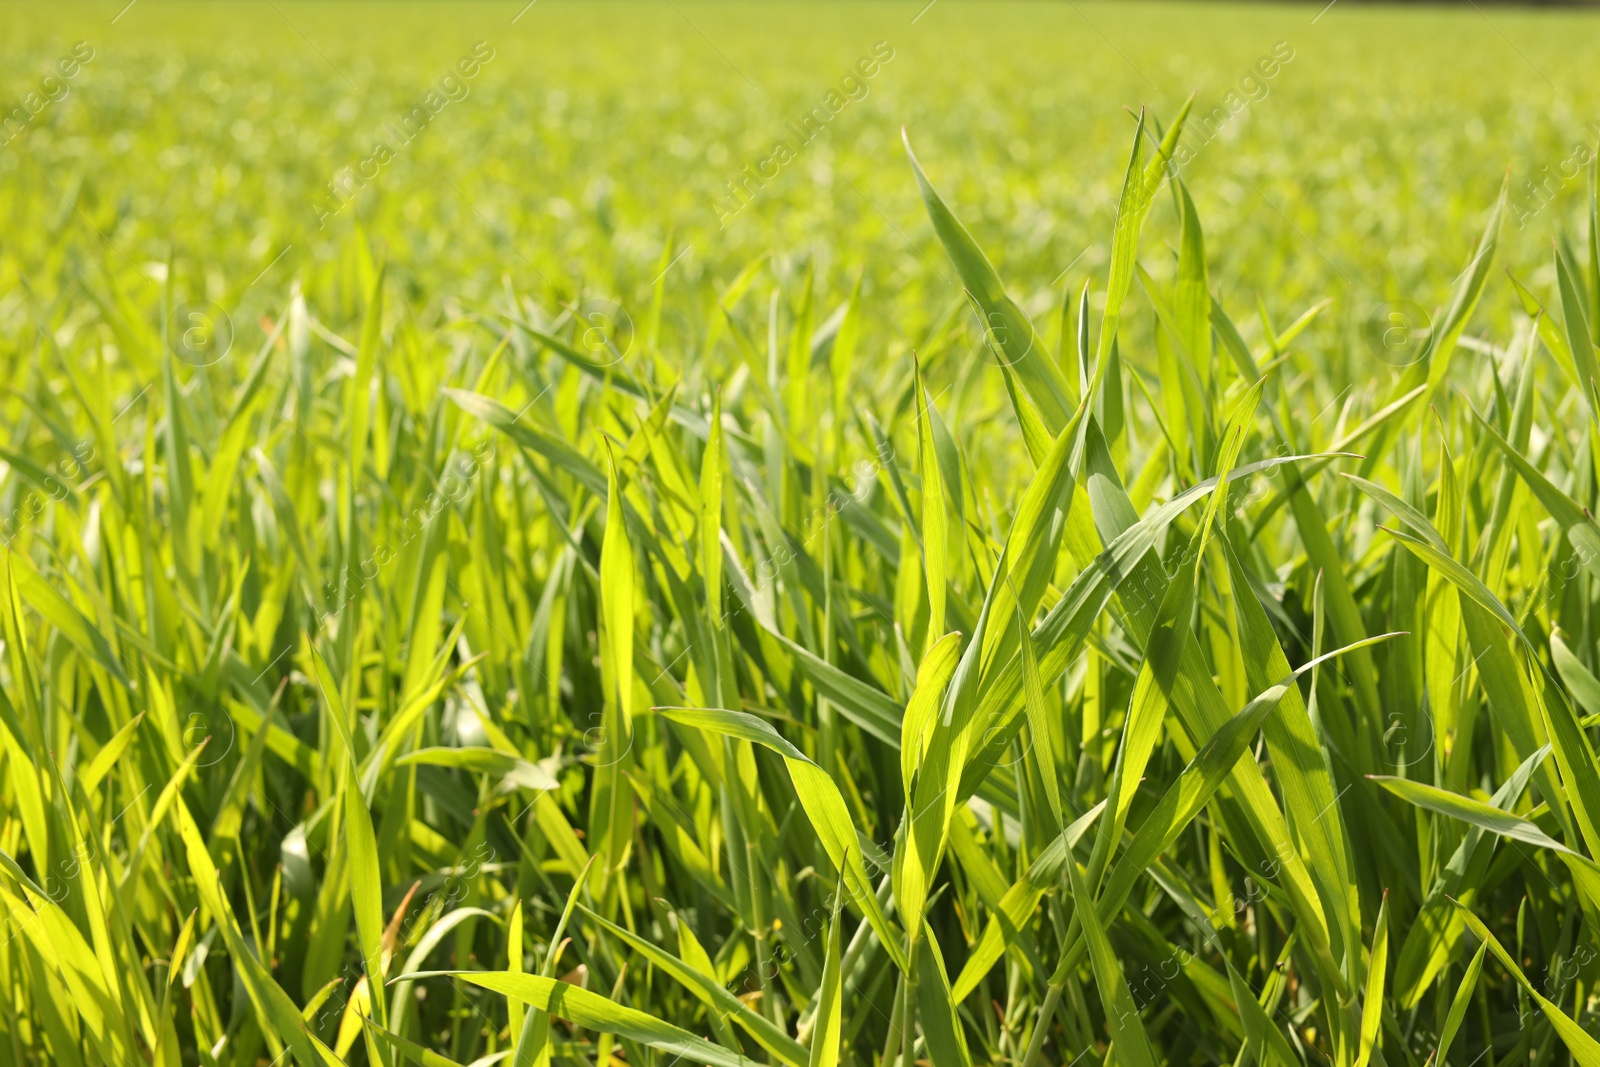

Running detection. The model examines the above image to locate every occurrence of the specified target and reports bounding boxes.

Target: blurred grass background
[2,1,1598,381]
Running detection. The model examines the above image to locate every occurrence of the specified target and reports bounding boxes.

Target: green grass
[3,2,1600,1066]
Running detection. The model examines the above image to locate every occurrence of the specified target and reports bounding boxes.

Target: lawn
[1,3,1599,1066]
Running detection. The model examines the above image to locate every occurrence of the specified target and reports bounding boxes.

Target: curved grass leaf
[407,971,759,1067]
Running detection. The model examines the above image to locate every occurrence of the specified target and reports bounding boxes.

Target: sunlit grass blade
[402,971,759,1067]
[1424,939,1486,1067]
[1067,852,1159,1067]
[903,130,1074,430]
[1447,901,1600,1066]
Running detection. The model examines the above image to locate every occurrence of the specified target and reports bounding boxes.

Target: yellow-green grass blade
[1353,890,1388,1067]
[406,972,760,1067]
[702,391,726,626]
[593,443,637,895]
[898,632,978,933]
[954,450,1356,809]
[1067,851,1159,1067]
[1469,407,1600,582]
[915,362,949,649]
[368,1022,469,1067]
[1426,939,1486,1067]
[508,899,525,1041]
[6,552,129,686]
[1390,745,1547,1008]
[806,875,846,1067]
[579,906,808,1066]
[1447,902,1600,1066]
[1224,540,1362,984]
[310,645,391,1064]
[898,631,963,805]
[1062,426,1347,995]
[171,796,324,1065]
[1017,608,1063,829]
[1040,633,1399,1003]
[1095,100,1192,398]
[1192,375,1264,577]
[78,709,145,795]
[974,400,1087,679]
[1223,957,1298,1067]
[912,922,972,1067]
[1557,239,1600,432]
[658,705,908,970]
[1174,179,1213,392]
[1367,772,1586,860]
[1090,527,1199,889]
[949,800,1103,999]
[345,261,386,524]
[902,130,1074,431]
[1406,176,1507,408]
[394,747,559,792]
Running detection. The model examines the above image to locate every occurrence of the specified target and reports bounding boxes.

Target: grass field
[4,2,1600,1066]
